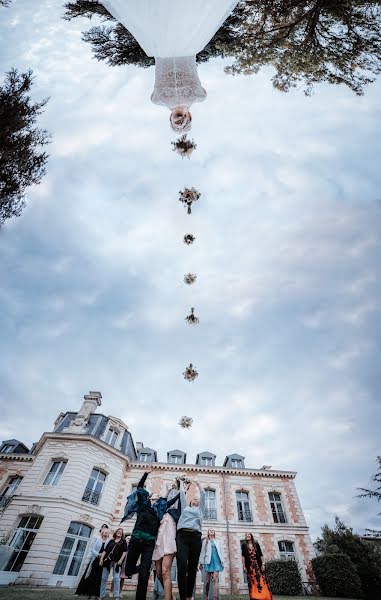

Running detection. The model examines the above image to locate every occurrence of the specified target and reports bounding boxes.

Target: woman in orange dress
[241,533,273,600]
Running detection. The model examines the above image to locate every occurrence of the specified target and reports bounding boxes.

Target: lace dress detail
[151,56,206,109]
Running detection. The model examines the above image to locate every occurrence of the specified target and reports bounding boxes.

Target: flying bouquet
[172,135,197,158]
[183,363,198,382]
[179,416,193,429]
[185,307,199,325]
[175,473,192,489]
[183,234,196,246]
[179,187,200,214]
[184,273,197,285]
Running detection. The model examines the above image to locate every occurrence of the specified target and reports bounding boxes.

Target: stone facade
[0,391,315,592]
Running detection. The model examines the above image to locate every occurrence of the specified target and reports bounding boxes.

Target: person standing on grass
[121,470,180,600]
[99,528,128,600]
[199,529,224,600]
[241,533,273,600]
[75,523,110,598]
[153,482,182,600]
[176,478,205,600]
[110,534,131,597]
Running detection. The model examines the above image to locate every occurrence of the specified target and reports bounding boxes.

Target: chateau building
[0,391,315,591]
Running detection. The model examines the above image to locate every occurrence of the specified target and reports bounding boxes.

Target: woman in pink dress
[153,485,181,600]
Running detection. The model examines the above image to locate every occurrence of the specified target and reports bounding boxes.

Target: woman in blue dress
[199,529,224,600]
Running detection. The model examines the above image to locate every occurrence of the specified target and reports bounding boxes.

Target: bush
[266,559,303,595]
[315,517,381,598]
[312,553,363,598]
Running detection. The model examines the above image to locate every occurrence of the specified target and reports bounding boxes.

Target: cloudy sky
[1,0,380,541]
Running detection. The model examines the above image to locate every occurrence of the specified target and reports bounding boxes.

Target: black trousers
[125,535,156,600]
[176,529,202,600]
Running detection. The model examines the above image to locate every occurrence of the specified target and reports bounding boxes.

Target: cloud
[0,0,380,543]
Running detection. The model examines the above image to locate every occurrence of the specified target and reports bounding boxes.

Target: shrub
[266,559,303,595]
[312,553,363,598]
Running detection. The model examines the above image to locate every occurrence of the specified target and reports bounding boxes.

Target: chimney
[66,390,102,433]
[136,442,144,452]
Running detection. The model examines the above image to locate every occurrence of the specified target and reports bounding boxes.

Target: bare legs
[205,572,219,600]
[156,553,175,600]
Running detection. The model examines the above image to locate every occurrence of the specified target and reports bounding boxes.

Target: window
[231,459,243,468]
[3,515,43,572]
[236,491,253,522]
[204,489,217,520]
[140,453,151,462]
[278,540,295,560]
[0,476,22,509]
[43,461,67,486]
[1,444,15,454]
[82,468,106,505]
[53,521,92,576]
[105,428,118,447]
[269,492,287,523]
[201,457,212,466]
[169,455,182,464]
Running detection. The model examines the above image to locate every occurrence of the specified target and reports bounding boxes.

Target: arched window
[3,515,43,572]
[53,521,92,576]
[82,468,107,505]
[278,540,295,560]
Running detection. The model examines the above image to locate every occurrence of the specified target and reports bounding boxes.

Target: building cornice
[129,462,296,479]
[0,454,34,462]
[33,433,131,465]
[7,494,112,520]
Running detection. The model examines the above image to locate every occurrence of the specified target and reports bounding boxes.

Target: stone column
[66,391,102,433]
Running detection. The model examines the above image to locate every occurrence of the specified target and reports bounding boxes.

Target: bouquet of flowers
[183,234,195,245]
[184,273,197,285]
[171,135,197,158]
[182,364,198,382]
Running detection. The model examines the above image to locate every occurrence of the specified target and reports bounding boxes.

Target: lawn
[0,591,361,600]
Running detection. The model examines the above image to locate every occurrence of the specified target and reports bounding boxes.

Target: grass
[0,591,362,600]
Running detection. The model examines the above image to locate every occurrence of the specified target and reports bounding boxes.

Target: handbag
[104,541,122,571]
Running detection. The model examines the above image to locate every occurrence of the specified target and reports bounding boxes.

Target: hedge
[311,553,363,598]
[266,559,303,595]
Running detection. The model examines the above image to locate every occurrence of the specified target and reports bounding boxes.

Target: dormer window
[1,444,15,454]
[231,459,243,468]
[169,455,183,464]
[140,453,151,462]
[105,428,118,447]
[201,457,212,466]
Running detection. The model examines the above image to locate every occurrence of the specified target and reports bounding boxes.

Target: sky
[1,0,380,542]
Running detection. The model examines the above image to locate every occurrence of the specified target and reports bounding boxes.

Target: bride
[101,0,239,130]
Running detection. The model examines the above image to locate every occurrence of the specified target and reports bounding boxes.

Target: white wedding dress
[101,0,238,109]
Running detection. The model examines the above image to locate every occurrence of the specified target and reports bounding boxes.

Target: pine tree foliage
[0,69,50,226]
[220,0,381,96]
[357,455,381,535]
[63,0,381,96]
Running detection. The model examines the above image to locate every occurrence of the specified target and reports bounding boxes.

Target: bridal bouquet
[175,473,192,488]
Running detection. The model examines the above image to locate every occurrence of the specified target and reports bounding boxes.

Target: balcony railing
[0,494,12,510]
[82,488,101,506]
[204,508,217,520]
[238,508,253,522]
